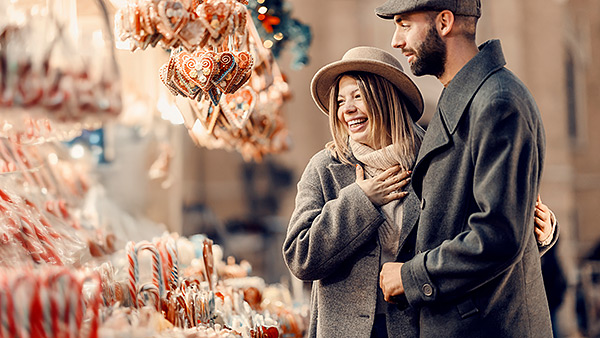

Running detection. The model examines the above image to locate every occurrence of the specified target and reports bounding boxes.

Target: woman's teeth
[348,118,366,127]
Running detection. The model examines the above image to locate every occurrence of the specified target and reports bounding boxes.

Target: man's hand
[380,262,405,302]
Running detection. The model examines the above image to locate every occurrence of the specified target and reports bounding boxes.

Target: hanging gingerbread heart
[226,50,253,93]
[175,51,202,88]
[194,50,219,92]
[196,0,234,48]
[156,0,189,41]
[220,86,256,130]
[212,51,238,93]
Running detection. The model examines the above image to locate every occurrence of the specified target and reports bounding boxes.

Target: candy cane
[155,239,171,292]
[137,283,160,312]
[125,241,138,308]
[0,274,6,338]
[98,263,116,307]
[21,215,62,265]
[46,268,71,338]
[135,241,165,303]
[11,271,33,338]
[29,275,47,338]
[79,272,102,338]
[1,272,17,338]
[176,293,192,328]
[167,237,179,289]
[66,272,84,338]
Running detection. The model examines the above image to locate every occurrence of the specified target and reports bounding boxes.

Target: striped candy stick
[79,272,102,338]
[125,241,139,308]
[155,239,172,292]
[46,268,71,338]
[29,273,47,338]
[166,237,179,289]
[68,272,84,338]
[137,283,160,311]
[11,270,34,338]
[135,241,165,306]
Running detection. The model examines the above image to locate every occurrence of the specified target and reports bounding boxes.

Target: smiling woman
[282,46,424,338]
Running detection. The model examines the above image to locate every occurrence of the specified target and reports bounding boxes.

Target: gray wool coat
[282,149,421,338]
[401,39,553,337]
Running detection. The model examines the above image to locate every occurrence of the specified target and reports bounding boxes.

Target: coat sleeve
[538,219,559,256]
[282,155,385,281]
[401,95,544,306]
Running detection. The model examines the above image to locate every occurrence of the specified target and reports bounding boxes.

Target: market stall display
[0,0,308,336]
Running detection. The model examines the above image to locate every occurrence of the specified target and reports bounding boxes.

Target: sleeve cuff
[401,251,438,307]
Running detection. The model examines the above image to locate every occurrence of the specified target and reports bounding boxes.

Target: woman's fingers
[355,164,365,182]
[386,191,408,203]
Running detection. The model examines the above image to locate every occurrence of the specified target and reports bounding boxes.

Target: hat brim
[311,59,424,122]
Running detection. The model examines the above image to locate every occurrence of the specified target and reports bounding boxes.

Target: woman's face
[336,75,374,148]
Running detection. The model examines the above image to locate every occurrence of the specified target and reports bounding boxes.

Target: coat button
[420,198,426,210]
[422,283,433,297]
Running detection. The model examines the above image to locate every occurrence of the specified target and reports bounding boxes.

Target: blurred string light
[247,0,312,69]
[69,144,86,159]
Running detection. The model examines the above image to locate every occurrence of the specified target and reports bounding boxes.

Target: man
[375,0,553,337]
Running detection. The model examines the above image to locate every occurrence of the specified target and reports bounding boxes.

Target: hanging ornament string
[115,0,250,52]
[181,9,291,161]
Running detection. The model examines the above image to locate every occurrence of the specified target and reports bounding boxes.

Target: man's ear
[436,10,455,37]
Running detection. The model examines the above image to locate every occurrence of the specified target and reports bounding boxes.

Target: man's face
[391,12,447,78]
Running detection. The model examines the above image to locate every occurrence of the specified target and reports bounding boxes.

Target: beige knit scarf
[350,138,404,257]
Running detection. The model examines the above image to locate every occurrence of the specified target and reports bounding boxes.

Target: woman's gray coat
[282,149,420,338]
[400,40,553,337]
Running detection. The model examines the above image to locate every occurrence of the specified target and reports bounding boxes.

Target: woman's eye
[337,100,344,106]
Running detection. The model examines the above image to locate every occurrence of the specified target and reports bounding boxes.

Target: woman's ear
[436,10,455,37]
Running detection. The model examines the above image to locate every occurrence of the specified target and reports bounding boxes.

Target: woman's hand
[535,195,555,244]
[355,165,411,207]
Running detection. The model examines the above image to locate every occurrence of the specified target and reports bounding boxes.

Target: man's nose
[391,29,406,49]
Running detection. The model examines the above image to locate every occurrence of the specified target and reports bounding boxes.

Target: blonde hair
[325,72,424,169]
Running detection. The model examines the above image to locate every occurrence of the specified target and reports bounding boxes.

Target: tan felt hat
[311,46,423,122]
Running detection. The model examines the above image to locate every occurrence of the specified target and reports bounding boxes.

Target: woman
[282,46,557,338]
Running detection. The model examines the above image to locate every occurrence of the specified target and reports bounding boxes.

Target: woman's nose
[341,101,356,114]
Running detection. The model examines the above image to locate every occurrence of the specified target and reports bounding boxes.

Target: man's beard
[407,24,447,78]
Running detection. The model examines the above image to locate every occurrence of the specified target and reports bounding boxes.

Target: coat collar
[438,39,507,134]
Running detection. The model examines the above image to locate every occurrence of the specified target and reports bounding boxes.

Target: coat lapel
[396,186,419,256]
[411,109,452,197]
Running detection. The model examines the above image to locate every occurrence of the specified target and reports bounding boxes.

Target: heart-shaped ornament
[194,50,219,92]
[212,51,238,93]
[220,86,256,129]
[226,51,253,93]
[156,0,189,40]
